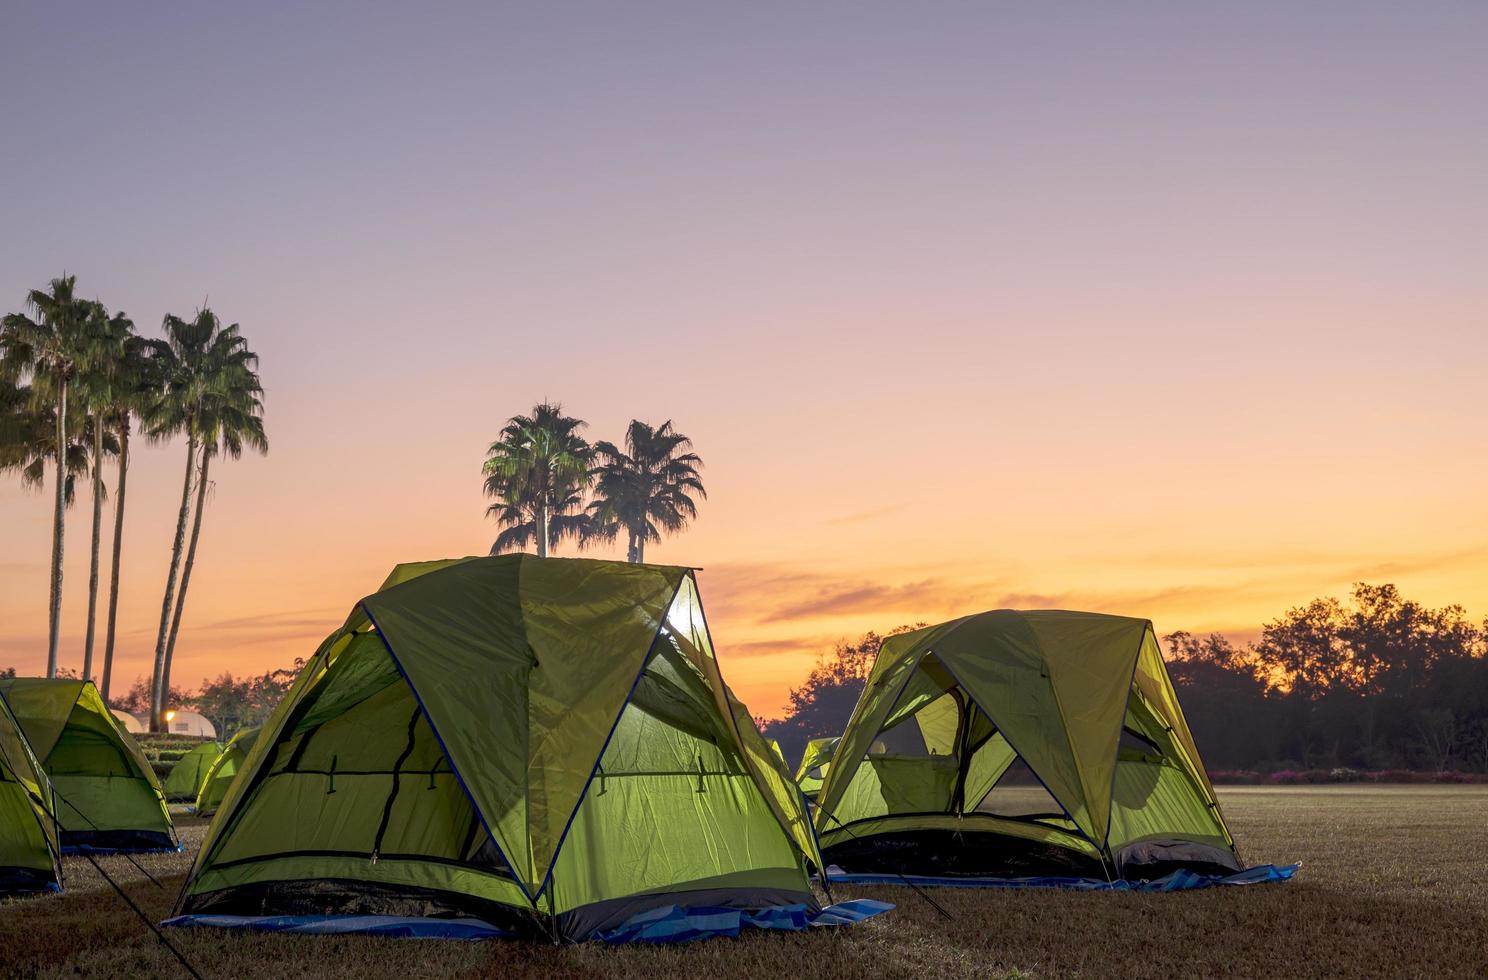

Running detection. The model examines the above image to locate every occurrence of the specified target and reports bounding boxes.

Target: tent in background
[0,678,176,853]
[815,610,1240,882]
[194,727,259,816]
[0,685,62,893]
[163,741,224,803]
[169,556,867,942]
[794,737,839,801]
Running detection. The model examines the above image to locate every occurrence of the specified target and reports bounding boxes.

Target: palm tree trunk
[46,379,67,678]
[633,534,644,564]
[83,416,104,682]
[152,430,196,731]
[162,447,210,711]
[101,415,129,705]
[536,504,549,558]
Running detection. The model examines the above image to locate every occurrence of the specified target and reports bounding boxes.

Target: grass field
[2,786,1484,979]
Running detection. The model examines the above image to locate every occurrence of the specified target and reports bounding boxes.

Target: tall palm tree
[482,402,592,558]
[162,349,266,707]
[100,334,154,705]
[0,276,95,675]
[142,308,262,730]
[586,420,706,563]
[77,304,136,684]
[1,384,109,651]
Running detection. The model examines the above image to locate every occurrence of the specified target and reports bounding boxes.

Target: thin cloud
[825,504,902,526]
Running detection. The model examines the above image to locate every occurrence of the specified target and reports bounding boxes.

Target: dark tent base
[0,866,61,895]
[1114,839,1242,880]
[822,823,1246,882]
[822,825,1106,879]
[61,828,179,854]
[180,878,545,939]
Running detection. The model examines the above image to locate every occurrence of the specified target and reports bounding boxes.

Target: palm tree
[77,304,136,684]
[161,347,266,707]
[0,276,95,675]
[100,334,154,705]
[1,384,110,664]
[586,419,706,563]
[142,308,263,730]
[482,402,592,558]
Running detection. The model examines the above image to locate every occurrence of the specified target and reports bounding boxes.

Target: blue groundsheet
[593,899,893,944]
[162,899,894,944]
[823,862,1298,891]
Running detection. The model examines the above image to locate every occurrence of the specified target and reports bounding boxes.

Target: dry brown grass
[2,786,1485,979]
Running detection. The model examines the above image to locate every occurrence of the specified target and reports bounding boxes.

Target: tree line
[1,275,267,730]
[762,583,1488,773]
[482,401,706,561]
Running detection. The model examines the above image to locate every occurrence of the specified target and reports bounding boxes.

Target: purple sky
[3,2,1486,714]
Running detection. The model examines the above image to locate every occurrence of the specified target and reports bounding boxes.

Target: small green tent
[194,727,259,816]
[163,740,224,802]
[0,679,176,853]
[815,610,1239,880]
[794,737,839,801]
[0,685,62,893]
[173,556,823,940]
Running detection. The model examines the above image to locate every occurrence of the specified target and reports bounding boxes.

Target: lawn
[2,786,1484,979]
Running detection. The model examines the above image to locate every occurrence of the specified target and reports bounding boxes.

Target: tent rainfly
[169,556,850,942]
[814,610,1242,881]
[163,740,225,803]
[0,679,176,853]
[0,685,63,893]
[194,727,260,816]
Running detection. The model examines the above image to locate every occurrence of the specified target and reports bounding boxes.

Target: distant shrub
[1329,767,1362,782]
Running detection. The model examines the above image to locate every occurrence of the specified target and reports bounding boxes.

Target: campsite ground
[2,785,1484,979]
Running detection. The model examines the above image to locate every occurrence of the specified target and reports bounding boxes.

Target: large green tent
[814,610,1240,881]
[173,556,824,940]
[0,678,175,853]
[194,727,259,816]
[163,741,223,802]
[0,685,62,893]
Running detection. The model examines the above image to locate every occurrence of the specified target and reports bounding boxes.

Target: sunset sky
[2,3,1486,717]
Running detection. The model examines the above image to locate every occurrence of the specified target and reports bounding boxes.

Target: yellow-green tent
[814,610,1239,880]
[172,556,822,940]
[194,727,259,816]
[0,684,62,893]
[163,740,223,802]
[794,737,839,801]
[0,679,175,853]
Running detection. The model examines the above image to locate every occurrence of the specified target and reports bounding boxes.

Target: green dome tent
[193,727,259,816]
[0,678,175,853]
[163,740,223,802]
[0,685,62,893]
[794,737,839,802]
[814,610,1240,881]
[171,556,832,941]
